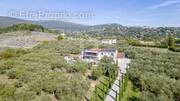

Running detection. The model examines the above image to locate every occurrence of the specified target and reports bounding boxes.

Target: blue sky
[0,0,180,27]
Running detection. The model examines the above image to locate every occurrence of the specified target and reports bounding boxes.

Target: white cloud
[137,0,180,14]
[146,0,180,10]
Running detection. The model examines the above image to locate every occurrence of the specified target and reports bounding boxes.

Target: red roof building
[116,53,125,59]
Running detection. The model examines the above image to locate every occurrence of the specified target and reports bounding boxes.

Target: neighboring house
[101,39,117,44]
[81,48,124,64]
[60,33,66,37]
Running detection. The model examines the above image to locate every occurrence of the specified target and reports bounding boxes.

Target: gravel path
[105,58,131,101]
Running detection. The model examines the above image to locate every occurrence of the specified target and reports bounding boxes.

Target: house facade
[101,39,117,45]
[81,48,120,64]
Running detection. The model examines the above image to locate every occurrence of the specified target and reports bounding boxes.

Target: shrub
[7,69,17,79]
[0,23,44,33]
[28,80,43,95]
[33,93,51,101]
[41,73,60,94]
[57,35,64,40]
[99,56,118,76]
[54,74,89,101]
[0,48,28,60]
[50,59,69,71]
[7,67,26,79]
[73,61,88,74]
[14,86,36,101]
[91,68,103,80]
[0,49,15,59]
[0,60,15,74]
[13,81,23,88]
[0,83,16,100]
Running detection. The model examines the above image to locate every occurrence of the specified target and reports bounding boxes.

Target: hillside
[34,20,89,31]
[0,17,30,27]
[0,16,89,31]
[0,40,90,101]
[0,16,180,38]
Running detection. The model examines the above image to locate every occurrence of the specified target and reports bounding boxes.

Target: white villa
[81,48,125,64]
[101,39,117,45]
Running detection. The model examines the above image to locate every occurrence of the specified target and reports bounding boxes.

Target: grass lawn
[121,80,140,101]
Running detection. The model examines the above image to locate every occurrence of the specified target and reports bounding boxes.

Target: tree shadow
[128,96,139,101]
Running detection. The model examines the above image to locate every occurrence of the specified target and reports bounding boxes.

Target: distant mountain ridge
[0,16,149,32]
[0,16,30,27]
[0,16,180,38]
[33,20,89,31]
[0,16,89,31]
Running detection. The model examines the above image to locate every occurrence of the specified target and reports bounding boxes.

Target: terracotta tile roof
[89,48,116,52]
[90,48,102,51]
[117,53,125,59]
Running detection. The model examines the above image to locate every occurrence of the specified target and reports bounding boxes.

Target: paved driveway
[105,58,131,101]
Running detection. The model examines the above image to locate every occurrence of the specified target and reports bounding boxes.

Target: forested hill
[33,20,89,32]
[0,23,45,34]
[0,16,180,37]
[0,16,30,27]
[0,16,89,32]
[87,24,180,38]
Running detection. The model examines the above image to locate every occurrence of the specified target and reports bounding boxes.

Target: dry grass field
[0,31,57,49]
